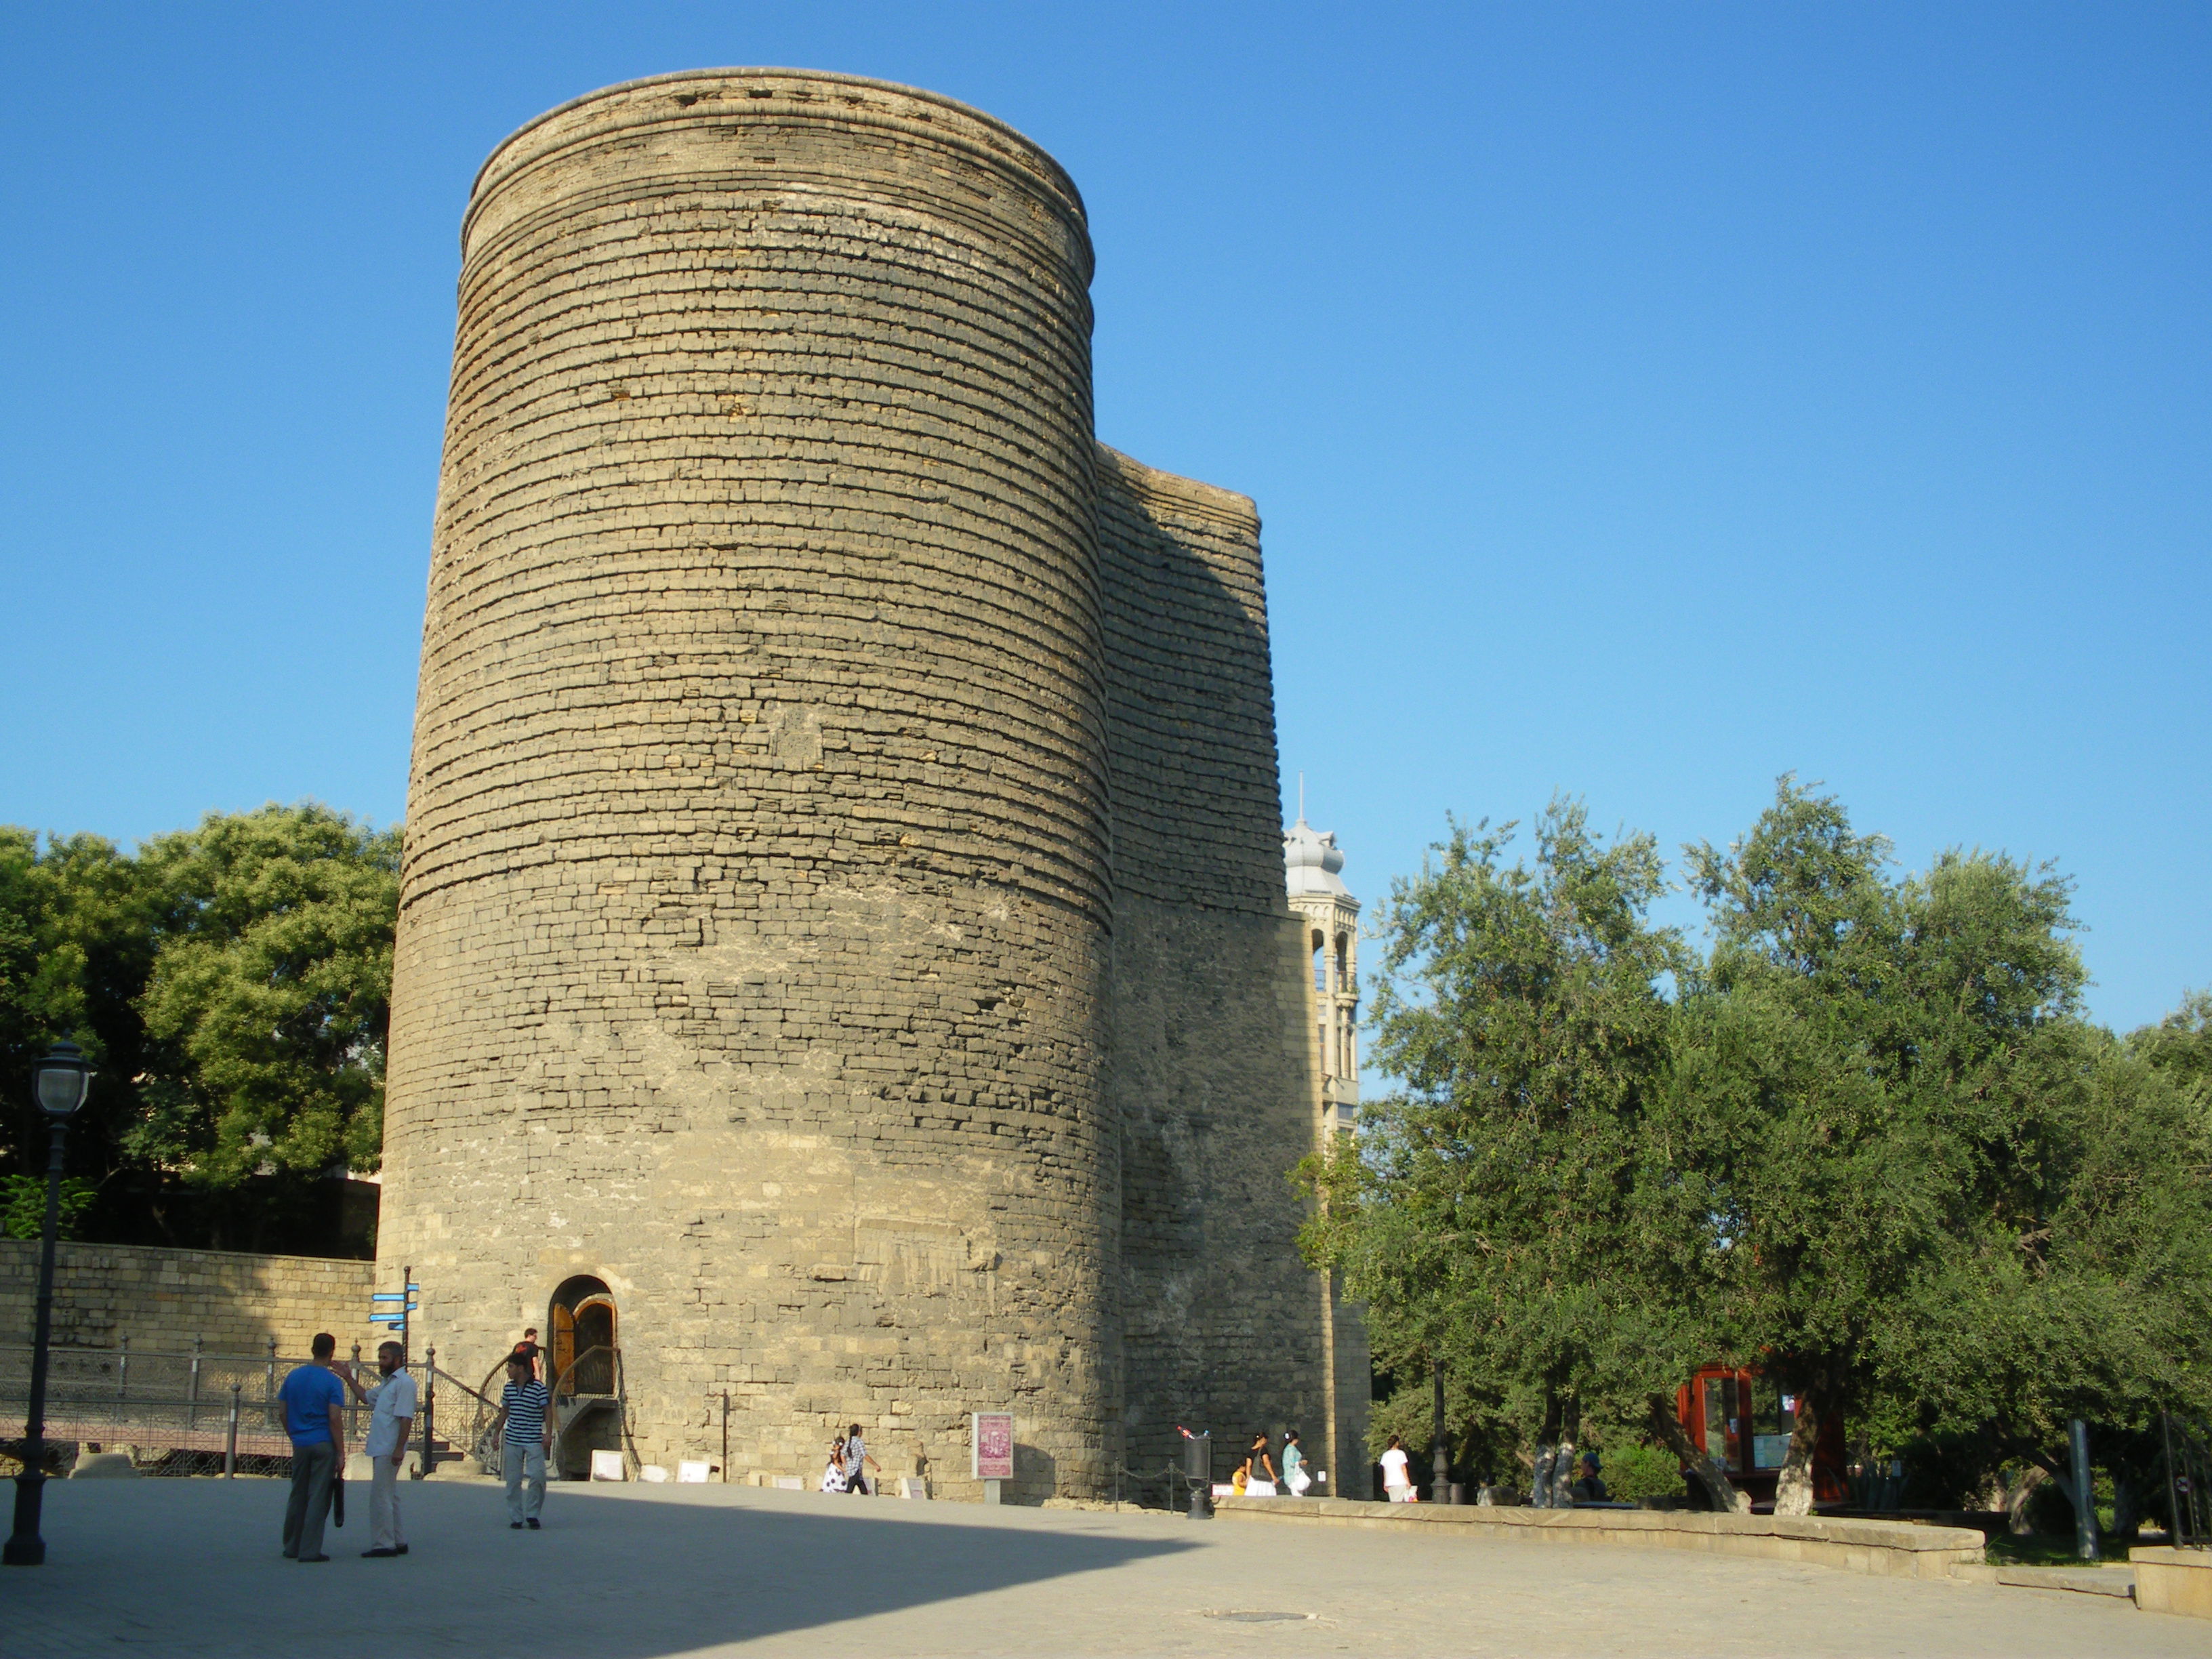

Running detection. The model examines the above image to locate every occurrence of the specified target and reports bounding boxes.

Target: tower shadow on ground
[22,1480,1200,1658]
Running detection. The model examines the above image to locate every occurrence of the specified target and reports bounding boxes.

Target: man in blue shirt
[279,1332,348,1561]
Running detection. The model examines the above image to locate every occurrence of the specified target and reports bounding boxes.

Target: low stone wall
[0,1239,377,1356]
[1213,1496,1986,1581]
[2131,1547,2212,1618]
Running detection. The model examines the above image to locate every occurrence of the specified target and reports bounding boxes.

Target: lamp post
[4,1039,94,1567]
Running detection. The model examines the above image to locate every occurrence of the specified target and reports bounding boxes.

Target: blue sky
[1,4,2205,1033]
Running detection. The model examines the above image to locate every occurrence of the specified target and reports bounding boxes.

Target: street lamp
[4,1039,94,1567]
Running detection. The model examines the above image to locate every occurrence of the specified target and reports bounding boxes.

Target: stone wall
[380,68,1357,1497]
[0,1240,376,1357]
[1096,448,1370,1489]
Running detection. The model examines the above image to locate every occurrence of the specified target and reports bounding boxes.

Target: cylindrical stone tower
[380,69,1115,1496]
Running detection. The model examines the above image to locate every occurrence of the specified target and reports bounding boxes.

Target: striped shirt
[501,1379,550,1446]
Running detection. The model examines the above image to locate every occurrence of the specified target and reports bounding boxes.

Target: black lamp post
[4,1039,94,1567]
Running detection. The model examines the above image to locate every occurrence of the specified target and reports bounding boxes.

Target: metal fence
[0,1340,455,1478]
[2163,1409,2212,1549]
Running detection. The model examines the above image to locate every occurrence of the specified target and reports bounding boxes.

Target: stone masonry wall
[382,69,1116,1498]
[0,1240,376,1357]
[381,70,1350,1497]
[1096,449,1366,1483]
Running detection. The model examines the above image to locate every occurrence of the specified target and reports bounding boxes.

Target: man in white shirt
[346,1341,418,1557]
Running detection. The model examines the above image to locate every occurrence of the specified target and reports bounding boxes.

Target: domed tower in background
[1285,806,1361,1135]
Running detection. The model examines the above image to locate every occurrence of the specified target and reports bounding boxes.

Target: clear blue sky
[2,4,2205,1033]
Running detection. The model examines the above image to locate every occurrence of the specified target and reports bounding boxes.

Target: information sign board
[971,1412,1015,1481]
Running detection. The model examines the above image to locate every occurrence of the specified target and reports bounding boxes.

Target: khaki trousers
[369,1454,406,1551]
[505,1441,547,1523]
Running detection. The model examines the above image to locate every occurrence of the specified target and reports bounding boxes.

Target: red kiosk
[1676,1366,1847,1508]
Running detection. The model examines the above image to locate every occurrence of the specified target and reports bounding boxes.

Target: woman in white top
[820,1440,849,1493]
[1379,1434,1418,1502]
[1282,1429,1312,1496]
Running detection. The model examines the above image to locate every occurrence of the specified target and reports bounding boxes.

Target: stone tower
[380,68,1365,1496]
[1285,813,1361,1136]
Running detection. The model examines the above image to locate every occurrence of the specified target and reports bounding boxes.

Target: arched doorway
[548,1276,617,1400]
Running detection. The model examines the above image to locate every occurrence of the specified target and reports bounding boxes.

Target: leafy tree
[0,804,398,1251]
[134,804,399,1189]
[0,827,163,1230]
[1,1174,98,1242]
[2133,990,2212,1101]
[1303,800,1723,1504]
[1898,1029,2212,1535]
[1665,778,2097,1513]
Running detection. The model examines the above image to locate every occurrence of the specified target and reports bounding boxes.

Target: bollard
[224,1383,241,1478]
[721,1390,731,1483]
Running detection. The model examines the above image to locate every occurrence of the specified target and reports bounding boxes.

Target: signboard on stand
[971,1411,1014,1499]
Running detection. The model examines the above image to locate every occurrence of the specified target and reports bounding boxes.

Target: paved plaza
[5,1479,2200,1657]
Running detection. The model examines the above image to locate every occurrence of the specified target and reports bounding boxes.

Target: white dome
[1284,817,1351,899]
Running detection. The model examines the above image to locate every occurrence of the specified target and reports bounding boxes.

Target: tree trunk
[2112,1473,2139,1544]
[1530,1395,1562,1508]
[2005,1465,2048,1535]
[1647,1395,1748,1513]
[1773,1382,1822,1517]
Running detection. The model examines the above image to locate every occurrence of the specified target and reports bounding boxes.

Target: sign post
[971,1412,1013,1504]
[369,1267,420,1357]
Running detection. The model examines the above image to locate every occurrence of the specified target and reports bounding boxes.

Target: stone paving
[7,1478,2203,1657]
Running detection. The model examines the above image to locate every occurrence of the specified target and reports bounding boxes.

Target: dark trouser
[846,1473,869,1495]
[283,1440,337,1558]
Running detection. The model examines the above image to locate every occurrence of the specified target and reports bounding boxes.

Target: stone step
[1952,1562,2137,1597]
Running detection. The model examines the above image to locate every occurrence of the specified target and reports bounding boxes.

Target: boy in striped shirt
[491,1354,554,1528]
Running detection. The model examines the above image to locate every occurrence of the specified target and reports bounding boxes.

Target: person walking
[279,1333,348,1561]
[343,1340,417,1558]
[819,1439,850,1493]
[490,1353,554,1529]
[1282,1429,1313,1497]
[1380,1433,1418,1503]
[1242,1431,1280,1496]
[840,1423,879,1496]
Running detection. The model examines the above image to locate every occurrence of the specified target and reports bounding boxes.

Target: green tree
[1666,778,2091,1513]
[134,804,400,1191]
[0,827,163,1228]
[1899,1028,2212,1535]
[2132,989,2212,1101]
[1302,800,1721,1504]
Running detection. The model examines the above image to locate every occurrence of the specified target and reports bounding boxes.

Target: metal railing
[2163,1410,2212,1549]
[449,1345,626,1479]
[0,1340,461,1479]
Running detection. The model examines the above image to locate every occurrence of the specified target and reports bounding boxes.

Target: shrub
[1600,1443,1684,1505]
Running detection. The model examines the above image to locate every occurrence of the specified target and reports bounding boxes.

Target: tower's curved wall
[381,69,1115,1493]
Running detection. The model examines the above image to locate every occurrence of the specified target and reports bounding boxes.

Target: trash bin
[1182,1429,1212,1519]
